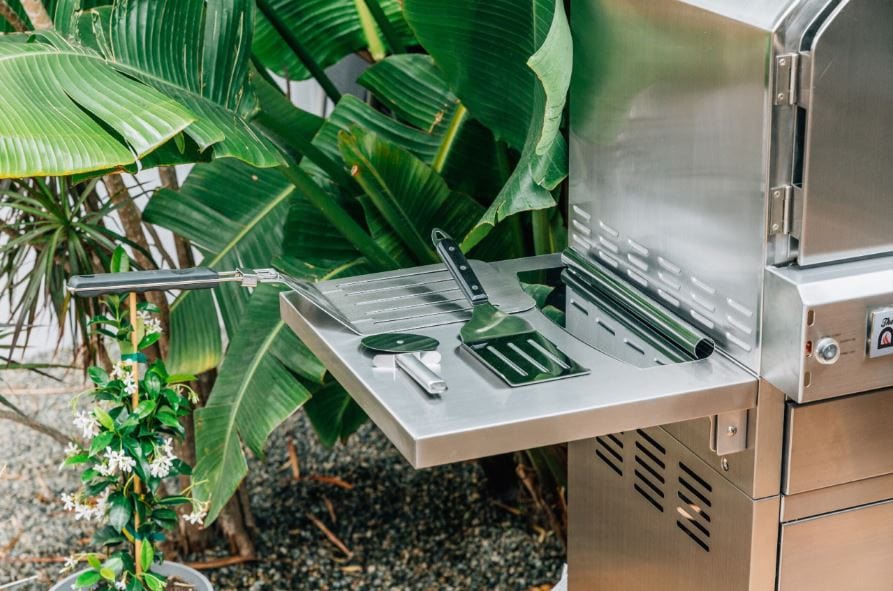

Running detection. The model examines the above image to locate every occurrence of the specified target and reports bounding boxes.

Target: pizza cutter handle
[396,353,447,395]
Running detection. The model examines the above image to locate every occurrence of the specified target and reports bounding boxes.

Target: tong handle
[431,229,489,305]
[68,267,224,297]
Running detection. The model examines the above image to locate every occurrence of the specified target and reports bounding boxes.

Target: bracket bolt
[726,425,738,437]
[721,458,730,472]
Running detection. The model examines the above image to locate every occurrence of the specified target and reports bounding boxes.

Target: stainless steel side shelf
[281,257,757,468]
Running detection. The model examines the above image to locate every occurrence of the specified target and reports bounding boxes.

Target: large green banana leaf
[252,0,414,78]
[402,0,572,248]
[143,157,311,374]
[193,285,320,523]
[0,0,282,178]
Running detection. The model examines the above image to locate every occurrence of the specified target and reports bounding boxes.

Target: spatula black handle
[431,229,489,305]
[68,267,223,297]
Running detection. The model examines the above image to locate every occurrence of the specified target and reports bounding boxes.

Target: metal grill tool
[360,333,446,395]
[432,229,589,387]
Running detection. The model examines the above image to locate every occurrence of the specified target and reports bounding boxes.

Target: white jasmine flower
[61,492,77,512]
[149,455,173,478]
[115,581,127,590]
[183,506,207,526]
[145,317,162,335]
[61,555,78,573]
[73,411,100,439]
[90,494,108,520]
[103,448,136,475]
[110,359,135,381]
[74,503,94,521]
[64,442,80,457]
[122,374,138,396]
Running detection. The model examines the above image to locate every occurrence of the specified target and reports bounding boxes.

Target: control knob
[814,337,841,365]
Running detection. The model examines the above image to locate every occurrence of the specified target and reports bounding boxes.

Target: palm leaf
[143,158,295,374]
[193,285,316,523]
[252,0,415,79]
[0,0,283,179]
[402,0,573,247]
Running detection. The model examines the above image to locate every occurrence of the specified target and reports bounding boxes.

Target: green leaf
[90,431,115,455]
[140,541,154,572]
[137,331,161,351]
[74,570,102,589]
[109,245,129,273]
[142,573,165,591]
[134,400,156,418]
[252,0,414,79]
[403,0,572,245]
[143,158,295,374]
[63,453,90,467]
[194,285,312,524]
[99,567,115,581]
[303,382,367,447]
[86,554,102,570]
[93,408,115,431]
[338,128,487,266]
[87,366,109,386]
[0,32,194,178]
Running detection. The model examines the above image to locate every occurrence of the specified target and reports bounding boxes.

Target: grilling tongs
[68,267,356,332]
[431,229,589,387]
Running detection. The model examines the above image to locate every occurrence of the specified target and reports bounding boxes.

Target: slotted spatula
[432,229,589,387]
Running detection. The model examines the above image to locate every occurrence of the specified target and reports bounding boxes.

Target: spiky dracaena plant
[60,252,204,591]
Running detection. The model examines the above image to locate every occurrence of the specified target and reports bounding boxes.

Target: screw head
[726,425,738,437]
[777,92,786,101]
[721,458,730,472]
[779,58,787,66]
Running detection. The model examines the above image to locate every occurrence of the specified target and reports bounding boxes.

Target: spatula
[432,229,589,387]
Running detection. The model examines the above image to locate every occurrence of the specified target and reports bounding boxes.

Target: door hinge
[769,185,794,235]
[774,52,812,107]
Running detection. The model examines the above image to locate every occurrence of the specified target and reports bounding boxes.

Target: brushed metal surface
[570,0,777,370]
[568,429,779,591]
[778,500,893,591]
[762,256,893,402]
[280,264,757,469]
[797,0,893,265]
[781,472,893,522]
[784,387,893,494]
[662,380,786,499]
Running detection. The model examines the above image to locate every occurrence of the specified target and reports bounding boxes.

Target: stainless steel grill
[280,0,893,589]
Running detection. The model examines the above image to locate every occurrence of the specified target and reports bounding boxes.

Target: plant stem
[0,1,27,31]
[531,208,554,255]
[0,409,74,446]
[19,0,51,30]
[359,0,406,55]
[431,104,468,175]
[278,164,400,271]
[255,0,343,104]
[128,292,144,577]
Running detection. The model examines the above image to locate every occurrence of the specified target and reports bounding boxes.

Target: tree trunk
[20,0,51,30]
[0,1,27,31]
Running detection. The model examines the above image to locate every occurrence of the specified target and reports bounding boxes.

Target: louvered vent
[676,461,713,552]
[632,430,666,513]
[594,433,624,477]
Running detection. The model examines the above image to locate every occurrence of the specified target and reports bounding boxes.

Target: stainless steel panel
[781,472,893,522]
[762,256,893,402]
[784,388,893,494]
[568,429,779,591]
[778,500,893,591]
[281,258,757,469]
[797,0,893,265]
[661,380,786,499]
[570,0,778,371]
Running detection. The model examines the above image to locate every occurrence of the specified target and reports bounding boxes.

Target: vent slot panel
[633,431,667,513]
[675,461,713,552]
[595,434,624,477]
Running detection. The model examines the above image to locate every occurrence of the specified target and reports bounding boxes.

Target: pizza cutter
[360,333,447,395]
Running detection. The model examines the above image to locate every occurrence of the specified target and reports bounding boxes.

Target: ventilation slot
[595,434,624,477]
[633,431,666,513]
[676,462,713,552]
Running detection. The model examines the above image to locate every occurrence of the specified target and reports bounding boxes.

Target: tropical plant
[0,0,573,533]
[59,252,203,590]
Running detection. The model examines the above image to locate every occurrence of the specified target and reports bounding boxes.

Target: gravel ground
[0,368,564,590]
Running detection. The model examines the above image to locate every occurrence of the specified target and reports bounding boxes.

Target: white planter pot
[50,561,213,591]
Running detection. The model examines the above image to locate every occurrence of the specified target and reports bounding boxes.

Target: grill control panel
[762,257,893,403]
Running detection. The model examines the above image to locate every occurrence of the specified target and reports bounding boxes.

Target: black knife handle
[68,267,222,297]
[431,229,489,305]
